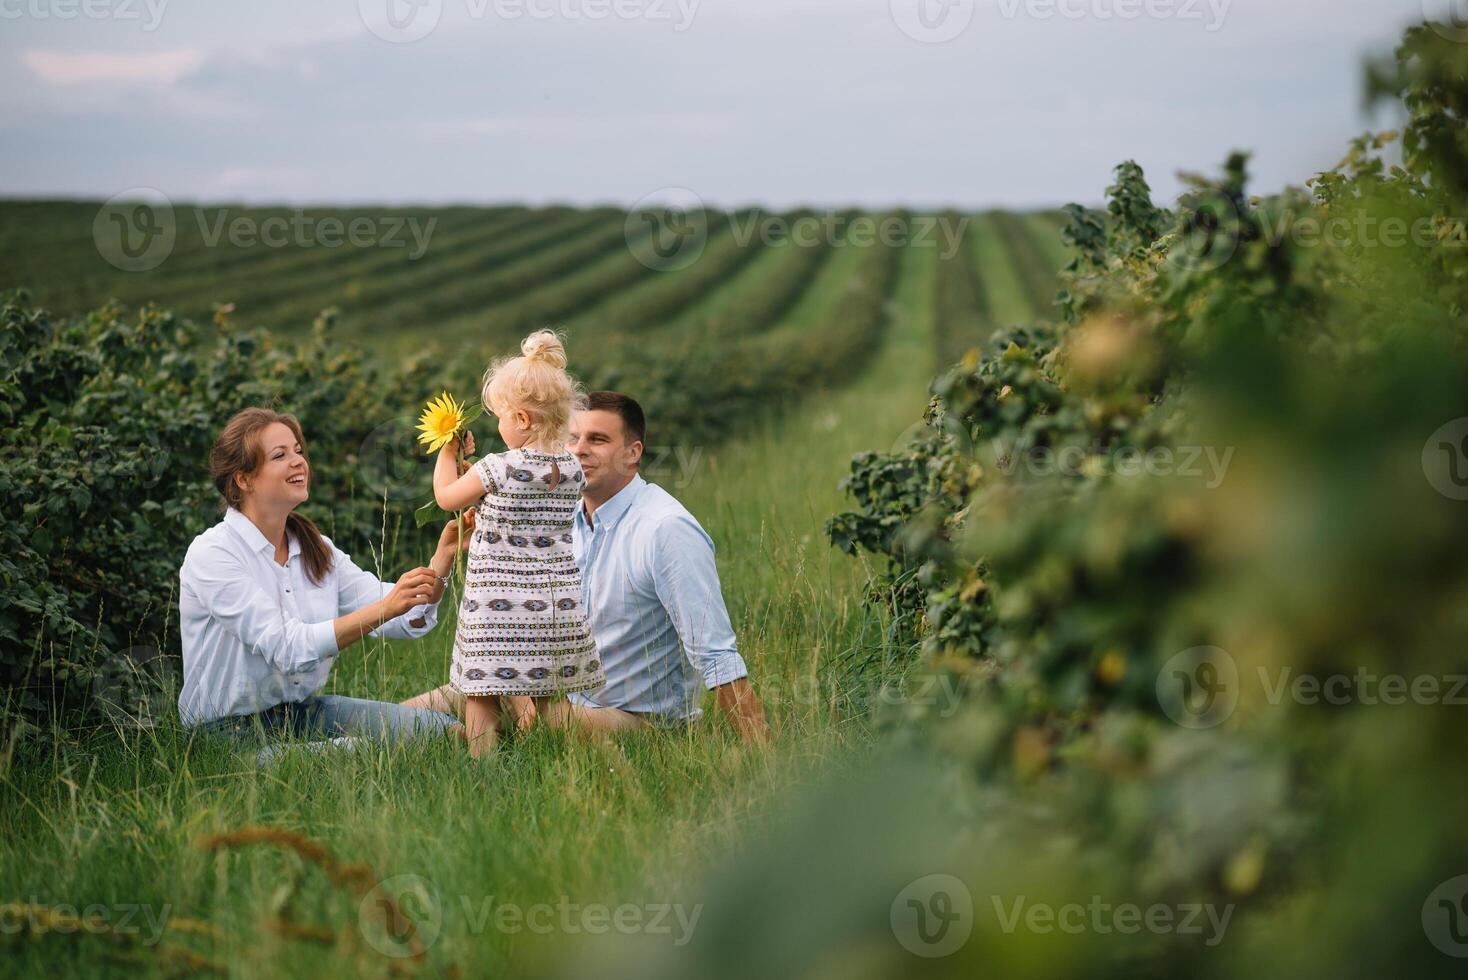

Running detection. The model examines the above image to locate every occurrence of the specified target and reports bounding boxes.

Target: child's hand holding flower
[416,392,477,454]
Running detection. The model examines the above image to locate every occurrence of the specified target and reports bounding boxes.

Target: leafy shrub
[825,21,1468,941]
[0,299,439,727]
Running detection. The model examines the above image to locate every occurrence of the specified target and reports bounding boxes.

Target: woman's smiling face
[240,421,310,508]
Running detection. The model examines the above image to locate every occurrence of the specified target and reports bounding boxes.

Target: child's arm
[434,431,489,511]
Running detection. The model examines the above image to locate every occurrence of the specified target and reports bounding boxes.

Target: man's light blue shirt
[570,474,747,723]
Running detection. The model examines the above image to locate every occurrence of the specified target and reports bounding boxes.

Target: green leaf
[415,497,447,529]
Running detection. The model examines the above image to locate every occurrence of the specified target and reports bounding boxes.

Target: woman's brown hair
[209,407,333,585]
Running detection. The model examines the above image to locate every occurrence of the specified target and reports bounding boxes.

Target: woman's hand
[384,567,440,619]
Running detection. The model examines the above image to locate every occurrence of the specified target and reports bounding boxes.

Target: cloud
[23,49,205,86]
[416,111,733,141]
[199,165,312,198]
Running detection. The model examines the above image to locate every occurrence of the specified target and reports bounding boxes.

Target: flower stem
[454,438,466,584]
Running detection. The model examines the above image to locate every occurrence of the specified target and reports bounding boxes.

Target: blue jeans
[199,694,458,751]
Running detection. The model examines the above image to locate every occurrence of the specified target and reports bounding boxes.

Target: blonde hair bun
[480,329,583,449]
[521,329,567,370]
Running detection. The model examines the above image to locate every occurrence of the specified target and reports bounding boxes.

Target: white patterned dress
[448,447,603,697]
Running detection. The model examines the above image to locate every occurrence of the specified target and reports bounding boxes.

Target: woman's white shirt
[177,507,438,726]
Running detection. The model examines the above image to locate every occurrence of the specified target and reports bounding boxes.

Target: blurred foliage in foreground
[780,21,1468,979]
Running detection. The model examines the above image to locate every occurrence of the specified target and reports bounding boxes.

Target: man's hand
[714,677,769,745]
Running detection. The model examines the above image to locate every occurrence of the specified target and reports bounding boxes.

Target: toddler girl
[432,329,603,755]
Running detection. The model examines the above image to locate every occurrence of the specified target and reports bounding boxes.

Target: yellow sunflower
[416,392,470,454]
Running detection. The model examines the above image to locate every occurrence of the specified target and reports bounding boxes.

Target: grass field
[0,201,1045,976]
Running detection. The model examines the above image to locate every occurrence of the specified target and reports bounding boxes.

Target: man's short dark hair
[583,390,646,446]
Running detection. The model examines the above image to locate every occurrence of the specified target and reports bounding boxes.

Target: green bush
[0,298,439,727]
[825,22,1468,941]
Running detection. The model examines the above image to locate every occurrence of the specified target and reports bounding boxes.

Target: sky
[0,0,1444,210]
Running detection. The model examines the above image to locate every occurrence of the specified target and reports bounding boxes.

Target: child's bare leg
[560,701,648,737]
[533,696,569,730]
[504,695,537,733]
[464,695,501,757]
[400,683,463,717]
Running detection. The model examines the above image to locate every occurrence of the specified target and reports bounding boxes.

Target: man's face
[569,408,642,499]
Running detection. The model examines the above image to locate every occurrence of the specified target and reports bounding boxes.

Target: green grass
[0,243,938,977]
[1021,211,1074,276]
[991,211,1064,317]
[935,210,992,368]
[967,213,1035,330]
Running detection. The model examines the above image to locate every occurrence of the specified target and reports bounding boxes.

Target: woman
[178,407,469,751]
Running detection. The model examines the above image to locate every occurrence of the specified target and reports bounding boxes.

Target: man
[405,391,768,743]
[560,391,768,741]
